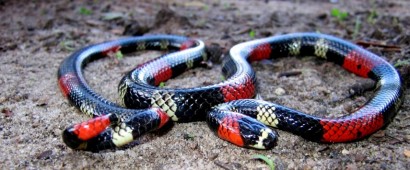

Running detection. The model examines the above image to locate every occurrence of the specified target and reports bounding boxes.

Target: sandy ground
[1,0,410,169]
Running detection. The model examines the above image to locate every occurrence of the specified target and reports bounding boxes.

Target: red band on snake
[58,33,403,151]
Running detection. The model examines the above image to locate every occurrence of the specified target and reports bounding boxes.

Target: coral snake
[58,33,403,151]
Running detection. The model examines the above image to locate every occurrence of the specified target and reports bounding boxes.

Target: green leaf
[330,8,349,21]
[341,11,348,17]
[159,82,166,88]
[79,7,92,15]
[115,51,123,60]
[330,8,340,17]
[367,9,377,24]
[252,154,275,170]
[249,30,256,38]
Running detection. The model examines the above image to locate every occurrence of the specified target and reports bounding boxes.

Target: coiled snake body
[58,33,403,151]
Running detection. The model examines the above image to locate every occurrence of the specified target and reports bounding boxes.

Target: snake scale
[58,33,403,151]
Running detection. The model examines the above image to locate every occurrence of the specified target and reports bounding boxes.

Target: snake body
[58,33,403,151]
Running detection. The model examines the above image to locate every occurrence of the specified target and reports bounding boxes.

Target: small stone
[1,108,13,117]
[53,129,60,136]
[35,96,49,106]
[342,149,350,155]
[316,146,329,152]
[0,96,6,103]
[274,87,286,96]
[404,149,410,158]
[209,152,219,160]
[404,135,410,142]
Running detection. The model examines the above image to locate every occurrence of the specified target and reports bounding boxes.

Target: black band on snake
[58,33,403,151]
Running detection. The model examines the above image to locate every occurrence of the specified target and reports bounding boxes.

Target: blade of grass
[352,16,361,39]
[252,154,275,170]
[394,59,410,68]
[60,40,75,51]
[115,51,123,60]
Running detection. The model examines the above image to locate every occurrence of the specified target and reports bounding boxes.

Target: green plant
[115,51,123,60]
[367,9,377,24]
[249,30,256,38]
[394,59,410,68]
[252,154,275,170]
[330,8,349,21]
[159,82,166,88]
[352,16,361,39]
[367,0,378,24]
[79,7,92,15]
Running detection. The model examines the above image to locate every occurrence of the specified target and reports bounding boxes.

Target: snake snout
[62,127,87,150]
[263,129,278,149]
[248,127,278,150]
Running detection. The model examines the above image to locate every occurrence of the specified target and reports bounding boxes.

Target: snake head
[238,116,278,150]
[210,110,278,150]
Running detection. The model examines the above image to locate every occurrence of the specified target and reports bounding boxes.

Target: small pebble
[404,135,410,142]
[342,149,350,155]
[208,152,219,160]
[1,108,13,117]
[274,87,286,96]
[0,96,6,103]
[404,149,410,158]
